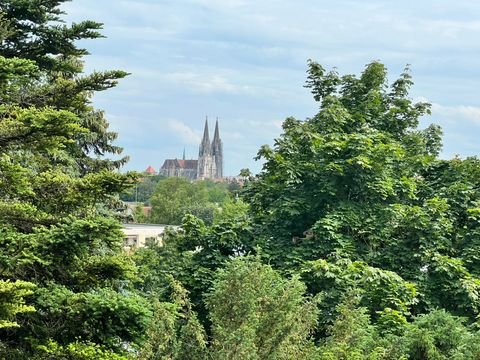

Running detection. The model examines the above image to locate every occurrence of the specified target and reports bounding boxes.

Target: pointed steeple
[211,117,223,179]
[182,147,186,160]
[202,116,210,143]
[199,116,211,156]
[213,117,220,142]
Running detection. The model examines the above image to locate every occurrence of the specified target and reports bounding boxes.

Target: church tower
[211,118,223,179]
[196,117,223,180]
[197,118,213,180]
[161,118,223,181]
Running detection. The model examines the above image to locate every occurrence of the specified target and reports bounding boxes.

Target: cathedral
[159,119,223,180]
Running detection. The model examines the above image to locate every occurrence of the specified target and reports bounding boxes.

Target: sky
[63,0,480,176]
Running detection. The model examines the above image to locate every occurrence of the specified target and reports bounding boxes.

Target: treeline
[121,176,239,225]
[2,1,480,359]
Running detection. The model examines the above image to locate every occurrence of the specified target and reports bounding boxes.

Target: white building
[122,223,177,250]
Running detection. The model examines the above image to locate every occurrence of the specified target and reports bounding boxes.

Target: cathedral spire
[211,117,223,179]
[205,116,209,135]
[182,147,185,160]
[198,116,211,157]
[198,116,212,180]
[202,117,210,145]
[213,117,220,142]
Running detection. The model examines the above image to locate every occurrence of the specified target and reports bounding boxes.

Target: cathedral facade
[159,119,223,180]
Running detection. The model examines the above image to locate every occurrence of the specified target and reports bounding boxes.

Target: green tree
[206,256,318,360]
[239,168,252,177]
[134,60,480,358]
[149,177,230,225]
[139,277,207,360]
[150,177,209,224]
[247,61,436,258]
[34,340,130,360]
[318,300,391,360]
[204,179,230,204]
[403,310,471,360]
[1,0,103,72]
[133,211,255,328]
[0,0,129,173]
[302,258,417,334]
[0,1,148,357]
[318,303,480,360]
[214,198,249,224]
[121,175,165,204]
[0,280,35,329]
[244,60,480,324]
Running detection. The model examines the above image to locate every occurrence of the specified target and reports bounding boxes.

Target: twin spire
[197,116,223,179]
[160,116,223,180]
[199,116,221,156]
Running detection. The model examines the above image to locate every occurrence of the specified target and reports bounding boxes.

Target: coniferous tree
[0,1,147,357]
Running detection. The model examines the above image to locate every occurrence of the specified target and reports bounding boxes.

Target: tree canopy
[131,60,480,358]
[241,60,480,351]
[3,0,480,358]
[148,177,230,225]
[0,1,144,357]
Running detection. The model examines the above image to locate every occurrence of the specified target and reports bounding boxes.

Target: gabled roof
[144,165,156,174]
[161,159,198,170]
[177,159,198,169]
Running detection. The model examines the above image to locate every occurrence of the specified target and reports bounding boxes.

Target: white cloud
[432,103,480,125]
[221,131,244,141]
[166,119,201,145]
[424,20,480,38]
[165,72,252,94]
[108,25,177,41]
[246,119,284,129]
[454,106,480,124]
[188,0,248,10]
[61,0,480,174]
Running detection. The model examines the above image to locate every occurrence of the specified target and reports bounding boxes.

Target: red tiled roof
[145,165,156,174]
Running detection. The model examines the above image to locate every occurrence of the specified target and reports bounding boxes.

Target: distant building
[159,118,223,180]
[159,159,198,180]
[144,165,156,175]
[122,223,174,250]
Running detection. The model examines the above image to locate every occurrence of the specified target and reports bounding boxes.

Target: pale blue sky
[64,0,480,175]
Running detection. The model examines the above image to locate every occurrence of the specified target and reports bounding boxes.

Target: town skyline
[63,1,480,176]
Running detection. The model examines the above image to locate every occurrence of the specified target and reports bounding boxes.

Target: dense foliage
[245,60,480,326]
[3,1,480,359]
[0,1,145,358]
[131,60,480,358]
[148,177,231,225]
[120,174,165,204]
